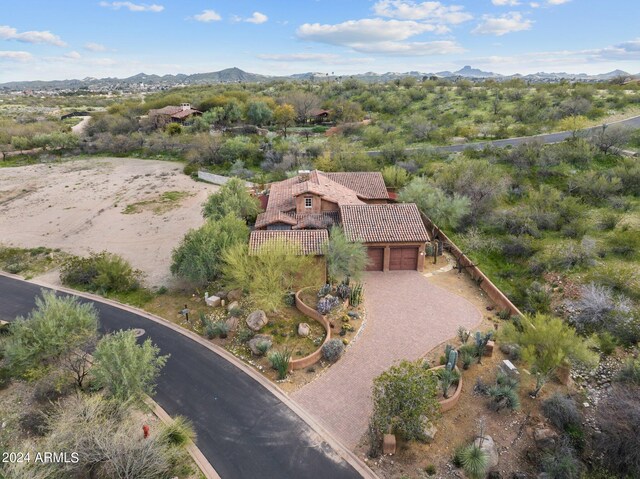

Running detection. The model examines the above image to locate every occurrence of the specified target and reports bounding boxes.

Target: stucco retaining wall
[290,287,332,370]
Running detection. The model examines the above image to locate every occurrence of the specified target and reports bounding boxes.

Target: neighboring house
[250,170,430,272]
[309,108,331,123]
[148,103,202,126]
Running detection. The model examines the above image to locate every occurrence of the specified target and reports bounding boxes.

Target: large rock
[248,334,272,355]
[227,301,239,312]
[533,428,557,450]
[474,435,499,470]
[420,417,438,443]
[227,289,243,301]
[298,323,310,337]
[246,310,268,331]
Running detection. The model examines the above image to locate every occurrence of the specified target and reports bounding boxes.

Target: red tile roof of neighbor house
[339,204,430,243]
[149,105,202,119]
[249,230,329,255]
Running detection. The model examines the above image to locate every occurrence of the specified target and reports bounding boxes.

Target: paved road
[367,114,640,155]
[0,275,362,479]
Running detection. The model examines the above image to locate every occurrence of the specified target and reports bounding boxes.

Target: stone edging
[429,365,463,412]
[291,287,332,370]
[0,271,378,479]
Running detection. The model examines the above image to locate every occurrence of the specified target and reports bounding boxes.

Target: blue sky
[1,0,639,82]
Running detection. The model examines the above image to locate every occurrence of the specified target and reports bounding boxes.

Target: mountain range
[0,66,636,91]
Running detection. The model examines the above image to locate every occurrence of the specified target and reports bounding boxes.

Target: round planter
[429,365,463,412]
[289,287,332,370]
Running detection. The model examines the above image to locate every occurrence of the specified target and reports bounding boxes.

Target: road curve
[0,275,365,479]
[366,114,640,155]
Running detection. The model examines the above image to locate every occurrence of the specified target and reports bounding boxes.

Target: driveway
[292,271,483,448]
[0,275,366,479]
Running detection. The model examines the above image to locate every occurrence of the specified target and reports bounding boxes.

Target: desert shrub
[596,331,617,355]
[322,339,345,362]
[171,215,249,286]
[369,360,440,451]
[60,251,141,293]
[317,295,340,315]
[158,416,196,447]
[268,349,291,380]
[566,283,632,336]
[437,368,459,399]
[201,177,261,223]
[542,393,582,433]
[256,340,271,356]
[501,235,536,259]
[617,358,640,385]
[236,328,254,343]
[459,444,488,479]
[541,436,583,479]
[205,321,229,339]
[595,384,640,477]
[324,226,368,282]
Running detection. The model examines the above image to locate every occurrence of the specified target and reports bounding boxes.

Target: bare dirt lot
[0,157,217,287]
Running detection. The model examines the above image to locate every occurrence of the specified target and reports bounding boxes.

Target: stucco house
[148,103,202,126]
[250,170,430,272]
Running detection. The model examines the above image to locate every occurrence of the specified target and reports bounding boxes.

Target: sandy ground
[0,157,217,287]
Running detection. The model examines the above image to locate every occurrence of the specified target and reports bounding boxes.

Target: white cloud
[0,25,66,47]
[347,40,464,56]
[0,51,33,62]
[297,19,448,45]
[84,42,107,52]
[64,51,82,59]
[246,12,268,24]
[530,2,540,7]
[472,12,532,36]
[193,10,222,22]
[492,0,521,5]
[373,1,472,24]
[99,2,164,12]
[547,0,571,4]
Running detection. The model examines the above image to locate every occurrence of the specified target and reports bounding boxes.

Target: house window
[304,197,313,209]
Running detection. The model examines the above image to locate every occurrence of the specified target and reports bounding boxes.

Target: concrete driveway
[292,271,483,448]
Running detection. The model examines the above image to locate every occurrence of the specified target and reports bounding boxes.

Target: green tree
[202,177,261,222]
[501,314,598,397]
[171,215,249,285]
[381,165,411,189]
[246,101,273,126]
[222,238,323,311]
[165,123,182,136]
[92,330,169,403]
[324,226,368,283]
[3,290,98,377]
[222,99,243,124]
[274,104,296,137]
[398,177,470,230]
[370,360,440,445]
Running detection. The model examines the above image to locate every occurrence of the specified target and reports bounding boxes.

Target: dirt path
[292,271,483,448]
[0,157,217,287]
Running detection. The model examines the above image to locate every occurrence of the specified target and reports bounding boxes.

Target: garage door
[366,247,384,271]
[389,247,419,270]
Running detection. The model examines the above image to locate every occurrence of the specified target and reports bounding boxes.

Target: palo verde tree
[222,238,323,312]
[201,177,261,223]
[92,330,169,403]
[324,226,368,283]
[3,290,98,378]
[369,360,440,455]
[500,314,598,397]
[274,104,296,138]
[170,214,249,286]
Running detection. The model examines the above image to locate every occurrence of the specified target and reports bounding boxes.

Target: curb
[0,271,378,479]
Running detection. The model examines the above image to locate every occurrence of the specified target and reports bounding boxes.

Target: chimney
[298,169,311,181]
[180,103,190,111]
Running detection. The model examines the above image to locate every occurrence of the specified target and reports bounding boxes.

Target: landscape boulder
[420,417,438,443]
[205,294,221,307]
[533,428,557,450]
[227,289,243,302]
[298,323,311,337]
[227,301,239,312]
[248,334,272,355]
[246,310,268,331]
[215,290,228,300]
[474,435,499,470]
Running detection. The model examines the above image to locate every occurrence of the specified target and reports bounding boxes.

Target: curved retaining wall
[290,287,332,370]
[430,365,463,412]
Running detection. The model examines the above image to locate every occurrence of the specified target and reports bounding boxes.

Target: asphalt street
[0,275,362,479]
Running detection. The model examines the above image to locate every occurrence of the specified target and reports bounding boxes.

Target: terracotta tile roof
[171,108,201,119]
[249,230,328,255]
[266,170,364,214]
[339,204,430,243]
[292,212,340,230]
[255,210,297,229]
[324,172,389,199]
[149,105,202,119]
